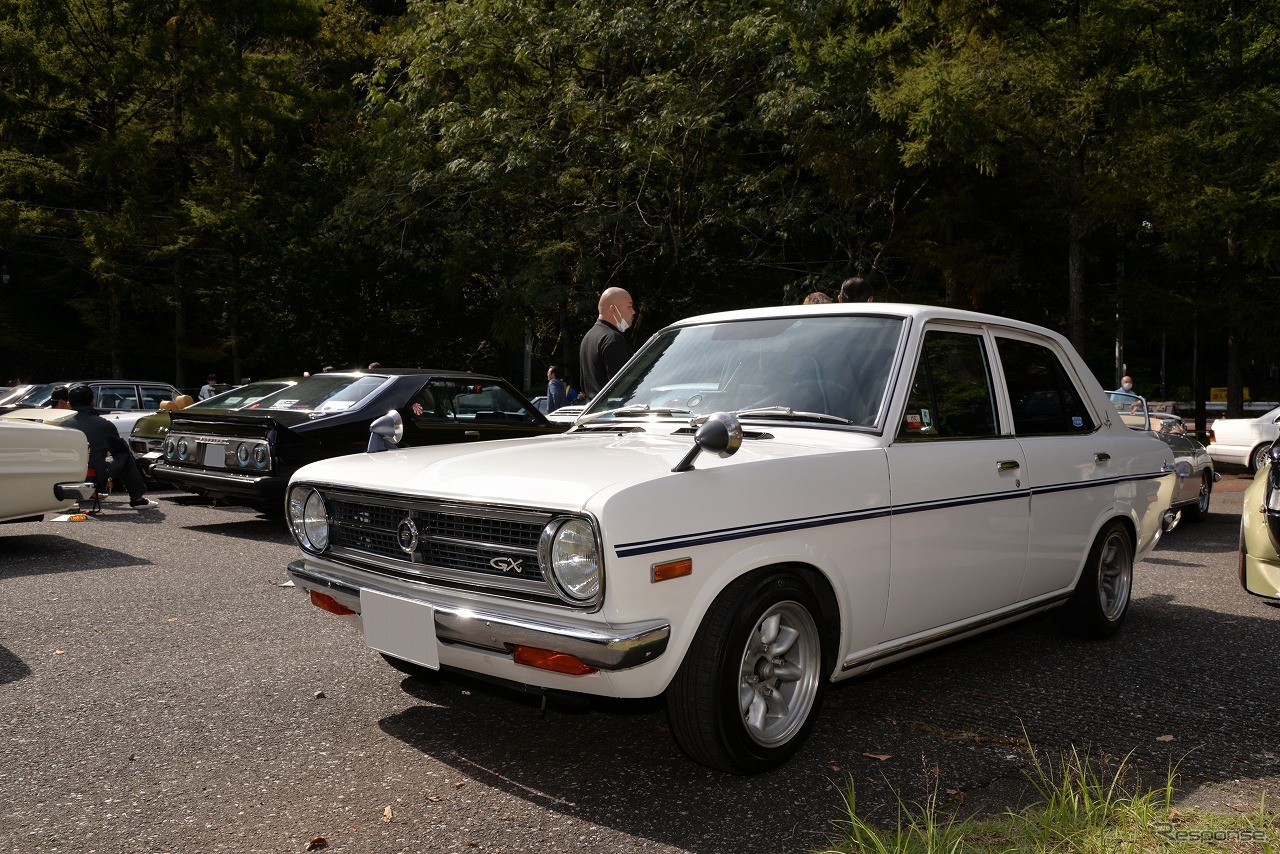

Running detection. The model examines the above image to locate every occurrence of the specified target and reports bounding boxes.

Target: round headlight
[176,438,190,460]
[288,487,330,552]
[235,442,251,467]
[252,444,269,469]
[544,518,600,602]
[163,437,177,459]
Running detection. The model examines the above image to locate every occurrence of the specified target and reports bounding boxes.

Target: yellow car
[1240,445,1280,601]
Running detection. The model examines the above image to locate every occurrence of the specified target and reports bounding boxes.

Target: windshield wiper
[579,404,694,423]
[732,406,851,425]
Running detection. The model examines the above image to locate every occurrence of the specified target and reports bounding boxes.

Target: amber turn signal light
[651,558,692,583]
[509,645,597,675]
[310,590,355,615]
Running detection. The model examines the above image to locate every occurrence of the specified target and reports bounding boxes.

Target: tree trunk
[1067,148,1085,354]
[1226,234,1244,418]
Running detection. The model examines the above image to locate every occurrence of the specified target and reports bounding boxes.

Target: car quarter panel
[0,420,91,522]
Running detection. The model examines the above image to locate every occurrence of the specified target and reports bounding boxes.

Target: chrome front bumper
[287,559,670,671]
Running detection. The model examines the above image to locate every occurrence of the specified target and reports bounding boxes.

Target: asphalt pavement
[1,476,1277,853]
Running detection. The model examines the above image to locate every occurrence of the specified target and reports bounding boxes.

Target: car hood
[293,424,881,512]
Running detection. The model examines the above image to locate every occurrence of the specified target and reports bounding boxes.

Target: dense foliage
[1,0,1276,407]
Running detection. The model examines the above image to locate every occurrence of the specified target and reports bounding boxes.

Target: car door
[991,333,1115,601]
[1155,417,1200,505]
[883,326,1030,642]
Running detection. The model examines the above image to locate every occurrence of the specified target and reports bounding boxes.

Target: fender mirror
[672,412,743,473]
[367,409,405,453]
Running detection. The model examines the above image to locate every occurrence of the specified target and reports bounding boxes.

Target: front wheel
[1054,521,1133,639]
[666,572,829,774]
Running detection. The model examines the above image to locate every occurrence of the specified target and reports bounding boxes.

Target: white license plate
[201,442,226,467]
[360,590,439,670]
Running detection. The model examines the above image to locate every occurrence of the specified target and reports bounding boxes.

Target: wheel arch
[653,555,848,695]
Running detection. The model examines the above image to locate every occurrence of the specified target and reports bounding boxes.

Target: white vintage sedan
[0,420,96,523]
[1209,406,1280,473]
[284,304,1177,773]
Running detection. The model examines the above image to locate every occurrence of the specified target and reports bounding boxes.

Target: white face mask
[1122,382,1132,391]
[612,306,630,333]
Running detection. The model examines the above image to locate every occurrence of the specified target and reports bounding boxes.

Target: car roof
[329,369,508,382]
[55,379,178,386]
[672,302,1068,343]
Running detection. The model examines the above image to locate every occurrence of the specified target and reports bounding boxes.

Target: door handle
[1094,452,1111,463]
[996,460,1020,472]
[464,430,481,438]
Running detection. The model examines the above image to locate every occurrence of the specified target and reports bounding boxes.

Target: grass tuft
[819,734,1277,854]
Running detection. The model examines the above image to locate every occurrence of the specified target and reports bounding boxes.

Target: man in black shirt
[578,287,635,399]
[61,384,159,510]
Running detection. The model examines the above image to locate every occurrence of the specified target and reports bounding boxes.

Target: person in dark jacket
[578,287,635,398]
[61,384,158,510]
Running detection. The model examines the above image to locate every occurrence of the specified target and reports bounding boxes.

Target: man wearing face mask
[1108,374,1137,400]
[579,287,636,399]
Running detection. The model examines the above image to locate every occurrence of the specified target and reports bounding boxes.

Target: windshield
[246,374,387,414]
[191,381,294,410]
[9,384,54,407]
[583,315,905,427]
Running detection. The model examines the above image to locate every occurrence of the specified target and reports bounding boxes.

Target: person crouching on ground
[61,383,159,510]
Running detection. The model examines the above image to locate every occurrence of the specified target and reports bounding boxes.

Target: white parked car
[0,420,96,523]
[284,304,1178,773]
[1208,406,1280,473]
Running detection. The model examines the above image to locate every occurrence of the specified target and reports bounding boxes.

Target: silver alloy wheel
[1095,529,1133,621]
[1196,474,1211,515]
[1252,443,1272,474]
[737,600,821,747]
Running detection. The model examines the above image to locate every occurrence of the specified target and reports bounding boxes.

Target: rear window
[250,375,386,413]
[195,382,292,410]
[997,337,1095,435]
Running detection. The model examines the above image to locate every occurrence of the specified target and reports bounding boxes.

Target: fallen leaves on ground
[862,753,892,761]
[383,806,393,823]
[304,837,327,851]
[1156,735,1175,742]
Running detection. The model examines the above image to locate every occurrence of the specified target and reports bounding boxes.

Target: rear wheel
[1054,521,1133,639]
[1250,443,1273,475]
[667,571,829,774]
[1185,472,1212,522]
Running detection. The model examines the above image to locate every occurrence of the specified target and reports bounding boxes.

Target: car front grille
[320,489,568,604]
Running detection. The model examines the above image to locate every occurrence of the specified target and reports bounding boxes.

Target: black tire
[1184,472,1212,522]
[1054,521,1133,639]
[666,571,830,774]
[381,652,440,683]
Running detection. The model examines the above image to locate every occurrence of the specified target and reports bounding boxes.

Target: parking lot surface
[2,476,1277,853]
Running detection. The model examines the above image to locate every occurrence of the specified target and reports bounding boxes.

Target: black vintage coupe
[151,369,564,511]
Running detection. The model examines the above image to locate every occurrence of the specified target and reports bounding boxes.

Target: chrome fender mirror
[672,412,743,473]
[367,409,405,453]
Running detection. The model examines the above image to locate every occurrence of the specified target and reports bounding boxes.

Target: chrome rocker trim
[841,592,1072,672]
[288,560,669,671]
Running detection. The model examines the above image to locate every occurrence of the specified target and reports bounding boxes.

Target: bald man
[579,287,635,398]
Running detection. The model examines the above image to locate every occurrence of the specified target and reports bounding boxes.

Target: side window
[997,337,1096,435]
[408,384,448,422]
[898,330,998,439]
[94,384,139,411]
[139,386,171,409]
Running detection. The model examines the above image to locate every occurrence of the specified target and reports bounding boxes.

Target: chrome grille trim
[316,486,578,605]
